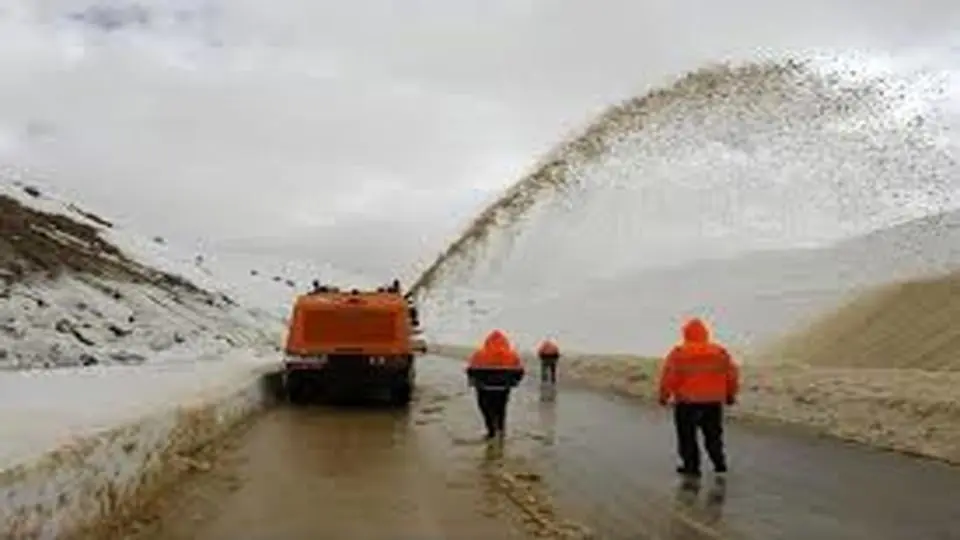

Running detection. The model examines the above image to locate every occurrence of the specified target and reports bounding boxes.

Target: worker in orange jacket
[467,330,525,440]
[658,318,739,478]
[536,339,560,384]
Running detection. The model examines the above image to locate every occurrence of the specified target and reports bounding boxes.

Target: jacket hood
[483,329,511,351]
[682,318,710,343]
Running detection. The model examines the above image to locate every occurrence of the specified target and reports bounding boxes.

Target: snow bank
[0,354,282,539]
[759,268,960,370]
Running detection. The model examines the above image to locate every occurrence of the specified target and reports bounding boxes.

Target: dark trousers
[476,388,511,436]
[540,357,558,384]
[673,402,727,474]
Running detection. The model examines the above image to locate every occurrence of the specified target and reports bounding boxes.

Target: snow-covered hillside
[0,176,289,370]
[421,209,960,356]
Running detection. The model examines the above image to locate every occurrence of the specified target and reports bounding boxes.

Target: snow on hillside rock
[185,250,378,321]
[0,175,283,369]
[103,223,375,322]
[1,276,272,370]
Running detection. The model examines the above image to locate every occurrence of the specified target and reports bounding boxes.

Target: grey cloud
[2,0,957,276]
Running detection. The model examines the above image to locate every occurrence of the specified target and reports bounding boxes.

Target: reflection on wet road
[134,356,960,540]
[508,374,960,540]
[132,366,534,539]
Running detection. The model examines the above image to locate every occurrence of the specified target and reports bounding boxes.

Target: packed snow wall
[0,359,282,539]
[411,49,960,355]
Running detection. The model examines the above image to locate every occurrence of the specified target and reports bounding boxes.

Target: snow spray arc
[409,52,958,304]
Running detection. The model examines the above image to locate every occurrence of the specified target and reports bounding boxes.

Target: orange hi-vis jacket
[658,318,739,404]
[467,330,525,390]
[537,340,559,358]
[468,330,524,371]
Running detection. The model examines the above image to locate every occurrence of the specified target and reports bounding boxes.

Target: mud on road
[116,356,960,540]
[118,358,591,540]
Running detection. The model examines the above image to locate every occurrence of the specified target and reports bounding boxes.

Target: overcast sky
[1,0,957,278]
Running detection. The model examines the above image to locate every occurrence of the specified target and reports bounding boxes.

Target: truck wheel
[289,385,308,406]
[286,373,309,406]
[389,381,412,407]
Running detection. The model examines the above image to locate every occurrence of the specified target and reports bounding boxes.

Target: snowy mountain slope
[185,249,379,321]
[432,208,960,357]
[761,267,960,370]
[0,176,285,369]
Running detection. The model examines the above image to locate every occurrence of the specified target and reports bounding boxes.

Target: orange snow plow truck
[282,283,425,406]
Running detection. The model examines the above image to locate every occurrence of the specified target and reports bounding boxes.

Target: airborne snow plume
[413,50,960,355]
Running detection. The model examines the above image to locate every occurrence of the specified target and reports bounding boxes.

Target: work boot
[713,473,727,489]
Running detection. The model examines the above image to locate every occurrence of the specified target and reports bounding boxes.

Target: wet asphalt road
[134,355,960,540]
[519,384,960,540]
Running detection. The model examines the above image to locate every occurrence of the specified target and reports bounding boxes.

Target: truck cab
[282,285,422,406]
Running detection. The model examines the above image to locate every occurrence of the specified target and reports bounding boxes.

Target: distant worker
[536,338,560,384]
[466,330,525,440]
[658,318,739,478]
